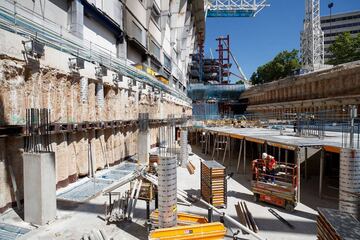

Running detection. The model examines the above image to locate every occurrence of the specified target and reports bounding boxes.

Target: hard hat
[262,153,268,159]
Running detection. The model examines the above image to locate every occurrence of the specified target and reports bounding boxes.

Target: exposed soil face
[0,58,192,212]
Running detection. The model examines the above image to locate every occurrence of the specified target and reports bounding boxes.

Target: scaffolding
[300,0,325,72]
[207,0,269,17]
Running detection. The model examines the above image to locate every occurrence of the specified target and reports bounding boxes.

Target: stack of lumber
[235,201,259,233]
[317,208,360,240]
[201,160,227,208]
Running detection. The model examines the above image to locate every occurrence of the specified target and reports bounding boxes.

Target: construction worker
[262,153,277,184]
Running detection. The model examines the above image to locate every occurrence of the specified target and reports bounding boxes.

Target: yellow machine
[155,74,169,85]
[149,222,226,240]
[133,64,169,84]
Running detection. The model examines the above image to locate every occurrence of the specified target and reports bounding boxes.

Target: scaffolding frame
[207,0,269,17]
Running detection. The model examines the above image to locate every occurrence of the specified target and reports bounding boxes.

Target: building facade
[321,11,360,62]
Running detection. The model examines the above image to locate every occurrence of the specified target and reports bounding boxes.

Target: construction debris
[81,229,112,240]
[186,160,195,175]
[235,201,259,233]
[104,192,130,223]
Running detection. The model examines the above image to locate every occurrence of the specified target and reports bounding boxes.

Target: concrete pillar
[68,0,84,39]
[80,77,88,103]
[180,128,188,167]
[138,113,150,164]
[158,155,177,228]
[23,152,56,225]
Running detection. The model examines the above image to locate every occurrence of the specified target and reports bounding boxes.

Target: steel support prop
[319,148,324,199]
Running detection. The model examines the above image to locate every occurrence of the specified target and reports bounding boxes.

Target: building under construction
[1,1,360,240]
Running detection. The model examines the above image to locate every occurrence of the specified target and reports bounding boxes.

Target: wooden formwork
[201,160,227,208]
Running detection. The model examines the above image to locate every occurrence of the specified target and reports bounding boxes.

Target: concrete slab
[0,148,335,239]
[199,126,345,149]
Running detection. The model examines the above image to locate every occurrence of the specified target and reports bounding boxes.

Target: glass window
[163,53,172,71]
[151,4,160,26]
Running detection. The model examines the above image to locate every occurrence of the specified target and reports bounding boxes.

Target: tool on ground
[268,208,294,229]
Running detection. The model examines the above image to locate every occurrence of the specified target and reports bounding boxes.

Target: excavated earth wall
[0,56,191,212]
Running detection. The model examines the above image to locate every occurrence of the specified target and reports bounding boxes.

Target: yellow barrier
[149,222,226,240]
[150,210,208,226]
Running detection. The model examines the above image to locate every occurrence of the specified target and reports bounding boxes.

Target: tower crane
[300,0,325,72]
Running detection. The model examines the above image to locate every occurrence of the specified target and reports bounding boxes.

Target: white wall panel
[83,16,117,54]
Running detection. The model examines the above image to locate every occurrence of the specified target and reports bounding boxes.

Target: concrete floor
[201,126,347,148]
[0,146,338,240]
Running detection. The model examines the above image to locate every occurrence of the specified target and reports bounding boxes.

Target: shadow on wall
[0,94,5,126]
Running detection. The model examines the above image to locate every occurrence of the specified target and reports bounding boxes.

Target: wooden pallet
[317,208,360,240]
[201,160,227,208]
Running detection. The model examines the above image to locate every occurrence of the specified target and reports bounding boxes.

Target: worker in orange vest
[262,153,277,184]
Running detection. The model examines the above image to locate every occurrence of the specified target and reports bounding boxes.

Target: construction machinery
[251,159,298,212]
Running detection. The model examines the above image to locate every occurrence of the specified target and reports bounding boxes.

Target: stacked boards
[317,208,360,240]
[201,160,227,208]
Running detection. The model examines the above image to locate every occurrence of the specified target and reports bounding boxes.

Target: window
[132,21,142,43]
[149,40,160,60]
[151,4,161,26]
[163,53,172,71]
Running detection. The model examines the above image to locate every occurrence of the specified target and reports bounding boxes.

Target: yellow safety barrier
[149,222,226,240]
[150,210,208,226]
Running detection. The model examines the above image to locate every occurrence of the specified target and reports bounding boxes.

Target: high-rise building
[321,11,360,62]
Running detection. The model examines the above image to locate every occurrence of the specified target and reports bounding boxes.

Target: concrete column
[138,113,150,164]
[158,155,177,228]
[68,0,84,39]
[180,128,188,167]
[23,152,56,225]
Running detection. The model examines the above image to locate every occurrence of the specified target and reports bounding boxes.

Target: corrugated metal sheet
[0,223,29,240]
[57,161,137,202]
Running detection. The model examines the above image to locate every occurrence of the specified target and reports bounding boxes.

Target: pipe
[129,179,142,219]
[199,197,266,240]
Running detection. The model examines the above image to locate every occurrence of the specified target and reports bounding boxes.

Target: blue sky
[204,0,360,82]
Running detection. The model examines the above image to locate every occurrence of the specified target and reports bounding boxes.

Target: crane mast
[300,0,325,72]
